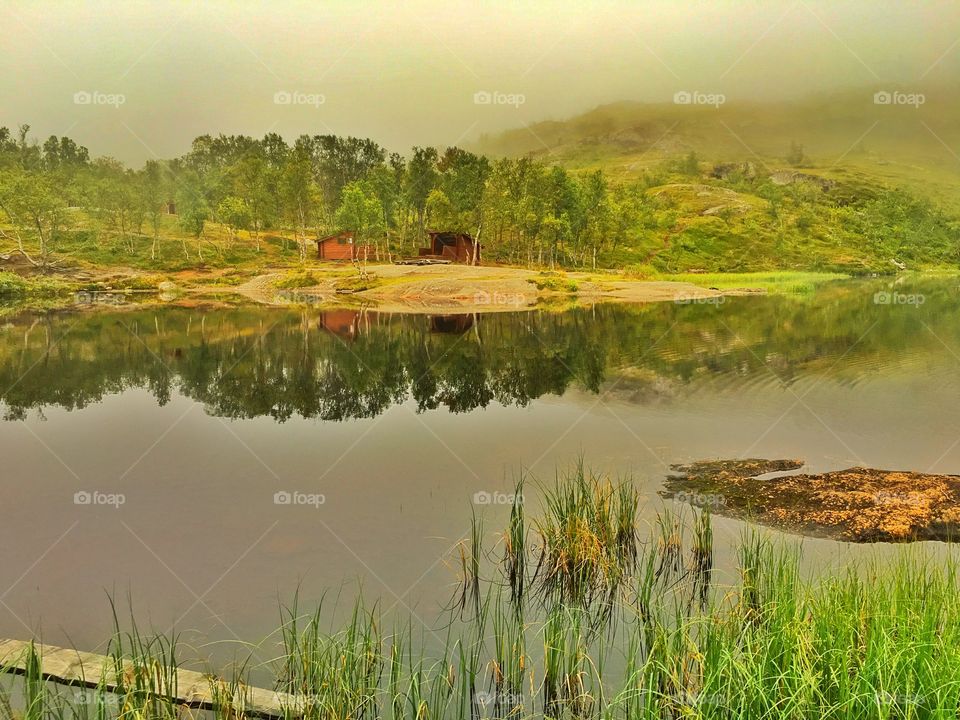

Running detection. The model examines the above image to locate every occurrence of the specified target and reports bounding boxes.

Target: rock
[158,281,178,292]
[769,170,836,191]
[710,161,756,180]
[661,458,960,542]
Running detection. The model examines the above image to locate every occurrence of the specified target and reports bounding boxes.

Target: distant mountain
[473,88,960,213]
[476,88,958,159]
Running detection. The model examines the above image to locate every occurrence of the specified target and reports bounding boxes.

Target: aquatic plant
[533,460,640,613]
[8,462,960,719]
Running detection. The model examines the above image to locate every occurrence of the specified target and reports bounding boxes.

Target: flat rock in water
[660,459,960,542]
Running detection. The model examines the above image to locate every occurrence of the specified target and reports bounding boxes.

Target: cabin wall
[427,233,479,264]
[318,240,355,260]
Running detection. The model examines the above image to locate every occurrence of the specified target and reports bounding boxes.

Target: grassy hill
[474,89,959,187]
[475,89,960,206]
[474,88,960,273]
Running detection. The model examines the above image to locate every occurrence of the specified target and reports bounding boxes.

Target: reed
[7,462,960,719]
[503,474,528,610]
[533,459,640,613]
[277,594,384,719]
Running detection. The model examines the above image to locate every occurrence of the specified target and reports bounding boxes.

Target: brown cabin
[418,231,480,264]
[316,231,370,261]
[428,314,475,334]
[318,309,361,340]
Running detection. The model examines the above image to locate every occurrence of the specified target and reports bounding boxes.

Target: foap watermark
[473,490,522,506]
[673,491,726,510]
[675,292,725,306]
[74,291,128,306]
[673,90,725,108]
[72,690,120,708]
[73,90,125,108]
[665,690,726,709]
[875,691,926,710]
[873,90,925,108]
[474,690,524,709]
[474,290,525,307]
[273,90,325,108]
[473,90,525,108]
[274,490,325,508]
[275,290,324,305]
[74,490,125,508]
[873,291,925,306]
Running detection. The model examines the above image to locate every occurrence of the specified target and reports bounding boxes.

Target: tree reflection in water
[0,278,956,422]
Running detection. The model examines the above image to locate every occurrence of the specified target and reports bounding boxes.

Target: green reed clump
[653,509,683,583]
[688,510,713,610]
[503,474,528,610]
[543,606,595,718]
[454,511,483,620]
[12,462,960,720]
[106,598,182,719]
[534,460,640,611]
[277,595,384,719]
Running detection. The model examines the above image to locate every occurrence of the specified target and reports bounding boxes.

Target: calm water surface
[1,277,959,669]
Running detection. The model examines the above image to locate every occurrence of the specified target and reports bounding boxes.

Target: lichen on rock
[660,459,960,542]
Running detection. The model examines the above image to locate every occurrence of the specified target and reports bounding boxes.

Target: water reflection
[0,278,957,423]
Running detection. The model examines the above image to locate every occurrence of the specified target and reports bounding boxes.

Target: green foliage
[334,274,381,293]
[1,123,958,275]
[216,195,251,237]
[274,270,319,289]
[530,273,579,293]
[335,181,385,246]
[0,271,70,297]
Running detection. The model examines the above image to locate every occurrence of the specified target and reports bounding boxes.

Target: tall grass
[5,462,960,719]
[533,459,639,615]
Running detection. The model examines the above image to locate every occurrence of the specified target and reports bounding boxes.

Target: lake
[1,276,958,672]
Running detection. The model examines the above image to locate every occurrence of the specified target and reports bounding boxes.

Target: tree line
[0,124,651,269]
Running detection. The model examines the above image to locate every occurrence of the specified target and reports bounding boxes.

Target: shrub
[530,275,578,293]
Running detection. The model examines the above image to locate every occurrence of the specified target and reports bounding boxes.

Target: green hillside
[472,89,960,272]
[1,88,958,280]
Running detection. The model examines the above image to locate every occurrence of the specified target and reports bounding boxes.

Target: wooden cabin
[418,231,480,264]
[318,309,361,339]
[428,314,475,334]
[316,231,370,261]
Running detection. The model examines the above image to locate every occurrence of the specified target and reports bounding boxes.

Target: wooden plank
[394,258,452,265]
[0,639,297,718]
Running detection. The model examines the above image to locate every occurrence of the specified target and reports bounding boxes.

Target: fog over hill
[1,1,957,163]
[474,87,960,165]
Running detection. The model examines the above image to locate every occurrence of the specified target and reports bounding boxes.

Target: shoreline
[0,264,851,315]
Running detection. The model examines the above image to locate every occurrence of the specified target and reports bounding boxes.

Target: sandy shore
[218,263,741,312]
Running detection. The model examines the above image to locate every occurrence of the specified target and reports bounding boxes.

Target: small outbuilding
[318,309,361,339]
[418,231,480,264]
[316,231,370,261]
[428,314,475,334]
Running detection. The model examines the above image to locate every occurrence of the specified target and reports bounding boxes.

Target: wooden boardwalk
[0,639,296,718]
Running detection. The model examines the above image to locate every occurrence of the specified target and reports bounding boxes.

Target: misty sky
[2,0,957,164]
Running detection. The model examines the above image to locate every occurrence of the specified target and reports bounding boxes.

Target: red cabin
[316,231,370,261]
[318,309,361,339]
[418,231,480,264]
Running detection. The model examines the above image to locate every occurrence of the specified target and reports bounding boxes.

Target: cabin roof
[317,230,354,244]
[427,230,473,238]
